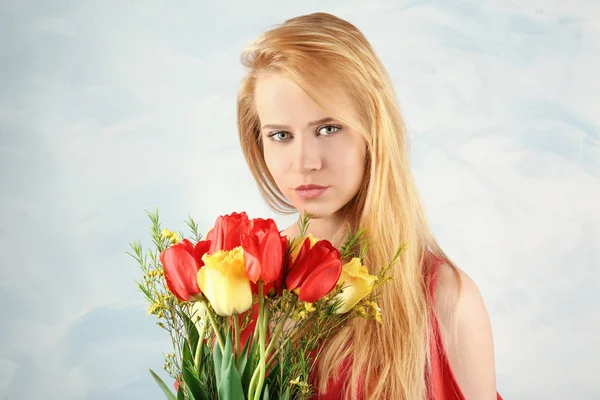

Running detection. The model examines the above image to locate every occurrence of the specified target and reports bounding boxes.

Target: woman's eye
[318,125,341,135]
[269,131,291,141]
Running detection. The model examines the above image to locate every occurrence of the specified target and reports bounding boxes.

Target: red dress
[308,254,503,400]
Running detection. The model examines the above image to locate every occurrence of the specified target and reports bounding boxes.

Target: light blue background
[1,1,598,399]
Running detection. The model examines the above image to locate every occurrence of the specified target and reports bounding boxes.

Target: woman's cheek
[264,150,289,190]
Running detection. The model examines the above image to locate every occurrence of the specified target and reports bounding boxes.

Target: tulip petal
[193,240,211,268]
[241,219,285,285]
[334,258,377,314]
[241,234,261,283]
[198,266,252,316]
[298,257,342,303]
[259,226,284,283]
[160,245,202,301]
[273,235,289,295]
[244,250,262,284]
[197,248,253,316]
[162,266,180,302]
[311,240,341,261]
[207,215,224,253]
[285,238,312,291]
[250,218,269,241]
[207,212,251,253]
[180,238,195,256]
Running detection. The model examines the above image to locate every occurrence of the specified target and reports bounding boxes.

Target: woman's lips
[294,185,328,199]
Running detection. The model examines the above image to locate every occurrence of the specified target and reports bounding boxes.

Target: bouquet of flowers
[128,209,403,400]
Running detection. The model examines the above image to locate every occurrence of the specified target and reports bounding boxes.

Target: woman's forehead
[254,73,354,127]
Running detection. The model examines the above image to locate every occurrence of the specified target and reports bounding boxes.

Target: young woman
[236,12,503,400]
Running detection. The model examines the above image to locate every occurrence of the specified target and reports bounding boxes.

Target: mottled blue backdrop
[1,1,598,399]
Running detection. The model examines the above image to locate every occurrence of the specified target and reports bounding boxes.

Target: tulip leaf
[220,332,234,382]
[183,340,193,367]
[212,339,223,389]
[149,368,177,400]
[236,337,251,383]
[183,312,200,354]
[186,386,196,400]
[182,362,209,400]
[217,351,244,400]
[240,339,257,395]
[212,332,244,400]
[199,341,212,380]
[181,313,201,371]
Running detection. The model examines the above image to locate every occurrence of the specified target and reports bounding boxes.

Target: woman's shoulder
[432,262,476,320]
[431,261,500,399]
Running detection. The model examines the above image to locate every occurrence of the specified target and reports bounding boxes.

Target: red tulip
[285,238,342,303]
[159,238,211,302]
[241,218,287,284]
[206,212,251,253]
[262,236,288,296]
[249,236,288,297]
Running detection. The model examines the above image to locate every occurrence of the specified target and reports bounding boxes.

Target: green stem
[265,335,290,372]
[252,301,260,347]
[233,313,241,371]
[205,304,225,352]
[264,299,296,356]
[248,282,266,400]
[255,283,268,400]
[233,314,241,355]
[194,317,209,372]
[248,347,264,400]
[264,307,323,373]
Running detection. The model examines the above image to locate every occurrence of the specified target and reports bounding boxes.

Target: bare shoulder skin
[434,263,498,399]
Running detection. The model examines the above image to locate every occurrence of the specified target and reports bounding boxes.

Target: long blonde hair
[237,12,457,399]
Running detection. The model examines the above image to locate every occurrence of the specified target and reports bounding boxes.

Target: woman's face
[254,73,367,219]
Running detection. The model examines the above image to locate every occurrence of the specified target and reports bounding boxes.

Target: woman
[236,12,502,400]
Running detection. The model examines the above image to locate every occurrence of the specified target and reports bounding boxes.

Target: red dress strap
[427,253,503,400]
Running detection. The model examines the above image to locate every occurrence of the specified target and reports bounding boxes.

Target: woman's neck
[288,211,347,243]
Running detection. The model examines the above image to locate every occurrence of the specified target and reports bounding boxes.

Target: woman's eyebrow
[261,117,336,131]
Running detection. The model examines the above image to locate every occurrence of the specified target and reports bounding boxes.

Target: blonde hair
[237,12,458,399]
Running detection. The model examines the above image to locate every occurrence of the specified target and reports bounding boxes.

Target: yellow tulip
[197,246,252,316]
[333,257,377,314]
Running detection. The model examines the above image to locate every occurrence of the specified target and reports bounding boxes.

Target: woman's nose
[292,135,322,173]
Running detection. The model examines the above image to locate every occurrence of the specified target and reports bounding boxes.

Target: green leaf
[262,384,270,400]
[220,332,234,383]
[240,341,256,395]
[149,369,177,400]
[186,385,194,400]
[212,339,223,389]
[217,352,244,400]
[183,312,200,353]
[183,340,194,367]
[236,340,250,383]
[199,341,211,380]
[182,362,210,400]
